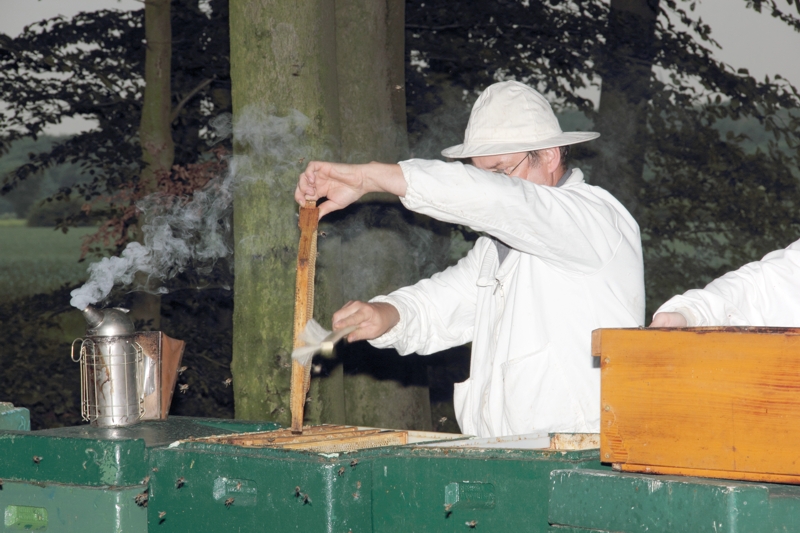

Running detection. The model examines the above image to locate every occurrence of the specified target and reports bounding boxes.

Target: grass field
[0,221,97,301]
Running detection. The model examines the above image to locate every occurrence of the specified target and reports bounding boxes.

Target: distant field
[0,222,97,301]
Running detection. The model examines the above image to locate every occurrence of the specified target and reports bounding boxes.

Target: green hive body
[549,469,800,533]
[2,416,800,532]
[0,417,278,533]
[145,437,602,532]
[0,402,29,431]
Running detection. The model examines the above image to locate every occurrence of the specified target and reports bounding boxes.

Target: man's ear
[544,147,561,173]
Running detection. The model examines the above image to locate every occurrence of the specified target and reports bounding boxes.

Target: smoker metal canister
[71,306,144,427]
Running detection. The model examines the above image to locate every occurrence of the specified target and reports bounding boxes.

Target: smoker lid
[83,306,136,336]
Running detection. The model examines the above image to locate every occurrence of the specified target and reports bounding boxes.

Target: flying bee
[178,384,189,394]
[465,520,477,528]
[438,416,448,425]
[350,459,359,468]
[225,497,235,507]
[32,456,42,464]
[223,378,232,387]
[177,366,188,374]
[444,504,452,512]
[318,231,327,238]
[175,477,185,489]
[356,481,361,489]
[158,511,167,519]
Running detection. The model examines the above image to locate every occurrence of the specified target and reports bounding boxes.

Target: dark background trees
[1,0,799,429]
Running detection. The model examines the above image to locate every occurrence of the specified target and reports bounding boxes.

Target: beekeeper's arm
[396,159,630,274]
[651,240,800,327]
[331,240,481,354]
[297,159,630,275]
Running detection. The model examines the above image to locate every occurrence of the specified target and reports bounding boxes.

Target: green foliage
[0,0,232,249]
[0,225,95,300]
[0,135,88,218]
[27,198,93,227]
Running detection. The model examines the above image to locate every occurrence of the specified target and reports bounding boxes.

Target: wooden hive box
[593,327,800,484]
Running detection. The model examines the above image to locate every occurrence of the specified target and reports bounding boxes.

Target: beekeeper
[295,80,645,437]
[650,238,800,327]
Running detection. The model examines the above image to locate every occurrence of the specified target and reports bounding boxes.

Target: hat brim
[441,131,600,159]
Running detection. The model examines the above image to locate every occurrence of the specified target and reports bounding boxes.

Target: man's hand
[649,312,688,328]
[332,300,400,342]
[295,161,407,219]
[295,161,366,218]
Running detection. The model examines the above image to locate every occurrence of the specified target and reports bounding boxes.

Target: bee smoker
[71,305,185,427]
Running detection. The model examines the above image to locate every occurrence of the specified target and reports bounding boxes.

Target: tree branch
[170,77,213,123]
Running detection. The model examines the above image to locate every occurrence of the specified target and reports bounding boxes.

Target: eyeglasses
[492,152,530,177]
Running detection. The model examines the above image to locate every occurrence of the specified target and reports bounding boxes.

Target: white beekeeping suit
[369,160,644,437]
[654,238,800,327]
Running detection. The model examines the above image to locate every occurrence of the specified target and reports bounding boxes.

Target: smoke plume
[69,107,311,310]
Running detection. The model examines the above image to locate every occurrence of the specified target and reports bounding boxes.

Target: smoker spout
[80,305,135,337]
[81,305,104,329]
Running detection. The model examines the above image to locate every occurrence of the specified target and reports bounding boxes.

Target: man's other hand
[332,300,401,342]
[649,312,688,328]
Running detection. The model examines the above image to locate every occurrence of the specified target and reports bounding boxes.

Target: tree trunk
[591,0,660,219]
[130,0,175,330]
[334,0,408,163]
[229,0,341,424]
[231,0,433,430]
[322,0,432,430]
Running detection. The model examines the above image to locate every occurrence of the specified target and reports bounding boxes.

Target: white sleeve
[397,159,627,275]
[367,238,484,355]
[655,239,800,327]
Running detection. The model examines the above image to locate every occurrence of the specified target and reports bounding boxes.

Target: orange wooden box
[593,327,800,484]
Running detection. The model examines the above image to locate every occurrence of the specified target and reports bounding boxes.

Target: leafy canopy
[0,0,231,252]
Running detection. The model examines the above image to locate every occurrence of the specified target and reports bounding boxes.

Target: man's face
[471,150,559,186]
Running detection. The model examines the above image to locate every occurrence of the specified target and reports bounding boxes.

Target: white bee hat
[441,81,599,159]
